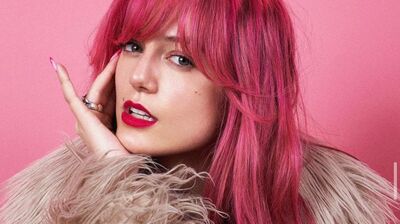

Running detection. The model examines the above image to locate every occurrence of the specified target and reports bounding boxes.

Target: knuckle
[64,95,72,104]
[89,91,100,99]
[60,79,70,87]
[70,98,81,107]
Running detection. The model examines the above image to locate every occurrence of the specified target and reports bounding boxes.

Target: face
[114,23,224,157]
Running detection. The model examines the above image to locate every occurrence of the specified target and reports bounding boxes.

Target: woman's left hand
[50,50,130,159]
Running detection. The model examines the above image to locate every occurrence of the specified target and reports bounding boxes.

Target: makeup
[122,100,157,128]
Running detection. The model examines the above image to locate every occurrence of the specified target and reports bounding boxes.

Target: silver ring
[81,94,103,112]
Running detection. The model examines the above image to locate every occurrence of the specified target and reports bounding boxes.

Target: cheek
[113,61,224,155]
[161,87,222,149]
[115,89,221,156]
[115,64,128,90]
[115,58,133,90]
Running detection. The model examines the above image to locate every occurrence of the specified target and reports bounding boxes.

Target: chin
[116,130,143,153]
[115,129,158,156]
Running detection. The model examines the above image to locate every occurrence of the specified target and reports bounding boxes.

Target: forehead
[154,23,179,43]
[115,1,182,44]
[165,23,178,36]
[112,0,217,80]
[149,23,181,50]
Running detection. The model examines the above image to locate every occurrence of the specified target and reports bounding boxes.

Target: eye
[122,40,143,53]
[168,55,194,68]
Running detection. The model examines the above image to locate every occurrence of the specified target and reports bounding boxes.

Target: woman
[0,0,398,223]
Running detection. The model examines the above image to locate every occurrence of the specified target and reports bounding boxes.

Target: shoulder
[300,143,399,224]
[0,136,223,224]
[0,136,87,223]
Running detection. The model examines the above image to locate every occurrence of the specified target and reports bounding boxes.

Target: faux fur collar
[0,136,398,223]
[300,144,399,223]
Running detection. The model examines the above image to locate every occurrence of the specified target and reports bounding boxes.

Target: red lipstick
[122,100,157,128]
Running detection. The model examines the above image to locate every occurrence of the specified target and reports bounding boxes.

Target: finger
[53,60,80,105]
[51,58,128,158]
[103,85,116,116]
[85,49,121,104]
[55,62,104,130]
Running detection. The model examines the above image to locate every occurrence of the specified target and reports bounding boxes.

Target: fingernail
[49,57,58,72]
[110,49,122,61]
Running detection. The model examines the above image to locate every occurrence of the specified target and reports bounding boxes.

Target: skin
[115,23,224,170]
[52,23,224,178]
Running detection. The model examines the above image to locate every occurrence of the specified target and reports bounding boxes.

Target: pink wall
[0,1,112,182]
[1,0,399,201]
[287,0,400,187]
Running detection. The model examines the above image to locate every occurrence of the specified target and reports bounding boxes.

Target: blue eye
[168,55,194,67]
[122,40,143,53]
[121,40,195,69]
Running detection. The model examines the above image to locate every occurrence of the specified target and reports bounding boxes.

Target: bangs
[113,0,182,47]
[110,0,233,85]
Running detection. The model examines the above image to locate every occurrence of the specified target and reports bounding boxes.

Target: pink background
[0,0,399,203]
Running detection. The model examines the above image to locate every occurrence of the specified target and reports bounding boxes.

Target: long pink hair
[88,0,315,223]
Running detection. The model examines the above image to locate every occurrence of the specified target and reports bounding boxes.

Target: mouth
[121,100,157,127]
[127,107,155,121]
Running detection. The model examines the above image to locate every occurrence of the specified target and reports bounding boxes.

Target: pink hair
[88,0,315,223]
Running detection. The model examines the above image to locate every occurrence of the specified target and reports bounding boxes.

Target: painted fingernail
[110,49,122,61]
[49,57,58,72]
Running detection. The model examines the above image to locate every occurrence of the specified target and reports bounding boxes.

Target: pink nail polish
[49,57,58,72]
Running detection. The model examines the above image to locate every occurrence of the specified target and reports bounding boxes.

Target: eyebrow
[164,35,189,45]
[164,36,178,42]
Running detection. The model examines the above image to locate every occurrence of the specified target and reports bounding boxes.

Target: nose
[129,53,158,93]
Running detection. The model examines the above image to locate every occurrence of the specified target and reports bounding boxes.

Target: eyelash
[121,40,195,68]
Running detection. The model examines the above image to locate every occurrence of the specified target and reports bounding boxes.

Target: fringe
[300,145,400,224]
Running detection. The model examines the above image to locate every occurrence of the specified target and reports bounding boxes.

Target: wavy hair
[88,0,315,223]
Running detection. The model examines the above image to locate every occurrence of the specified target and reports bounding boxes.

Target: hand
[50,50,130,159]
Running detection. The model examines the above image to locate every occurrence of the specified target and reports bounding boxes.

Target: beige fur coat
[0,136,398,223]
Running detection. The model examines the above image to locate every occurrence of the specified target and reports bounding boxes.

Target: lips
[123,100,155,117]
[122,100,157,128]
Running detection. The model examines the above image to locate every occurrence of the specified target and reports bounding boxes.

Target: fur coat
[0,136,398,224]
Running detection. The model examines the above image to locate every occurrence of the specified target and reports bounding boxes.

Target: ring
[81,94,103,112]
